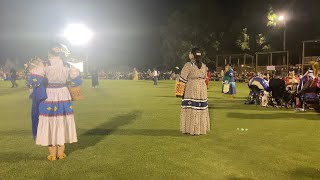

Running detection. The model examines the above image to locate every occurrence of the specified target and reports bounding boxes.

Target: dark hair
[49,43,63,57]
[191,47,202,69]
[49,42,70,59]
[275,70,281,77]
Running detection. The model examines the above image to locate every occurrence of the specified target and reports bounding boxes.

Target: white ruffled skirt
[36,87,77,146]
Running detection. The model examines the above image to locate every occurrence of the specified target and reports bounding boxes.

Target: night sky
[0,0,319,69]
[0,0,187,69]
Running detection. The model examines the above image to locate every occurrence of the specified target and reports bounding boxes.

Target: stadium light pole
[278,15,286,51]
[64,23,93,73]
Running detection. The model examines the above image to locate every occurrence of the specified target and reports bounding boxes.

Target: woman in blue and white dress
[36,43,81,161]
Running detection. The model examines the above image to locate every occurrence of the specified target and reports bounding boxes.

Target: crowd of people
[89,68,297,84]
[0,68,20,88]
[244,65,320,110]
[88,69,177,80]
[0,67,299,83]
[1,62,305,87]
[1,43,317,162]
[0,68,26,81]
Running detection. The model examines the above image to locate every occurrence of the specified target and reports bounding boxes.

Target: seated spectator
[268,71,286,105]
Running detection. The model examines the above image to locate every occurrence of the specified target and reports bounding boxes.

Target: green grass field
[0,80,320,179]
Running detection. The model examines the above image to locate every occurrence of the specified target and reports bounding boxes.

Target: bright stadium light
[278,15,285,21]
[64,23,93,45]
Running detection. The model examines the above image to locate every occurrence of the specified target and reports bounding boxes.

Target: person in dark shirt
[91,67,99,88]
[268,71,286,105]
[10,68,18,88]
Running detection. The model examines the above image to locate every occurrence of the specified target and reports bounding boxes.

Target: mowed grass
[0,79,320,180]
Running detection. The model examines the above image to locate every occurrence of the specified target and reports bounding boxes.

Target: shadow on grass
[226,112,319,120]
[209,105,266,111]
[86,129,182,137]
[290,167,320,179]
[0,152,43,162]
[227,176,256,180]
[67,110,142,154]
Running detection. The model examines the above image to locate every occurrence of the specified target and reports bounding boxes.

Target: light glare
[278,15,285,21]
[64,23,93,45]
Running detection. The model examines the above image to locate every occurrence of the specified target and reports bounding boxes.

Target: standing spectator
[205,68,211,89]
[3,71,7,80]
[220,69,224,81]
[224,64,236,98]
[153,68,158,85]
[10,68,18,88]
[133,68,139,80]
[147,69,152,80]
[179,47,210,135]
[174,67,180,80]
[0,69,4,80]
[222,65,230,94]
[91,67,99,88]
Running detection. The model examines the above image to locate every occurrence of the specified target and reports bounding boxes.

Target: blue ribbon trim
[39,101,74,116]
[181,99,208,109]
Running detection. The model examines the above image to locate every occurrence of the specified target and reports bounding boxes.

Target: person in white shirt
[153,68,158,85]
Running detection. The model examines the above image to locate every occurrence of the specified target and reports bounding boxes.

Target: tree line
[161,0,317,70]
